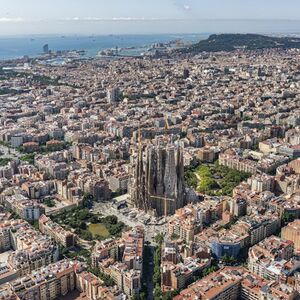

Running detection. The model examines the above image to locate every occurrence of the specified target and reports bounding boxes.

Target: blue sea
[0,34,208,60]
[2,18,300,61]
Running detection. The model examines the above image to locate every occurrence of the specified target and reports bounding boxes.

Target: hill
[183,33,300,53]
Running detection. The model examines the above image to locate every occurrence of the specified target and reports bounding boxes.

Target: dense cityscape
[0,32,300,300]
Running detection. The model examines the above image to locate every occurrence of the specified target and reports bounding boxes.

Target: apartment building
[39,214,76,248]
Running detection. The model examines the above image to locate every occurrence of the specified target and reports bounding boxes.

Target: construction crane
[138,125,142,151]
[149,194,174,216]
[164,115,170,131]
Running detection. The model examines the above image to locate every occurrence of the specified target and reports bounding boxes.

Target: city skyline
[1,1,300,300]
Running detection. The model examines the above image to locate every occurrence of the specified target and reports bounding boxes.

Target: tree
[153,270,161,286]
[94,234,104,241]
[107,221,125,236]
[171,233,180,240]
[20,153,35,164]
[79,221,87,230]
[69,220,80,228]
[82,193,94,209]
[140,292,147,300]
[203,265,218,277]
[32,220,39,230]
[89,215,99,224]
[44,199,55,207]
[221,254,236,265]
[153,237,163,292]
[184,169,198,189]
[283,212,295,223]
[77,208,91,221]
[154,284,162,300]
[154,233,164,245]
[111,188,125,198]
[162,290,179,300]
[89,267,115,287]
[0,158,12,167]
[139,285,148,300]
[80,230,93,241]
[104,215,118,225]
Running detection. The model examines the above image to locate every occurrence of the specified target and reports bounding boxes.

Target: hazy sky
[1,0,300,35]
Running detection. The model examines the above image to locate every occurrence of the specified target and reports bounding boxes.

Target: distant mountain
[182,33,300,53]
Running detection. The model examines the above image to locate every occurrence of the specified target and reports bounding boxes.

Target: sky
[1,0,300,35]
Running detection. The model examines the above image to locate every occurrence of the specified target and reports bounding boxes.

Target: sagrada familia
[129,142,186,216]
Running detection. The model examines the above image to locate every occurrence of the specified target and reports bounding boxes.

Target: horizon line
[2,17,300,23]
[1,31,300,39]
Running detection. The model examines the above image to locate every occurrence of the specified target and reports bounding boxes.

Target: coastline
[0,33,206,61]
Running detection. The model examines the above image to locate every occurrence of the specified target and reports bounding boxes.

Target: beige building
[39,214,76,248]
[0,260,124,300]
[0,219,59,277]
[282,220,300,253]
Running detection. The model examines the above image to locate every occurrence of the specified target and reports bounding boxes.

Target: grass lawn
[88,223,110,239]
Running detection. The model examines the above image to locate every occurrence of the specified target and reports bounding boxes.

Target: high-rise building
[43,44,49,54]
[183,69,190,79]
[183,68,190,79]
[230,197,247,217]
[107,87,121,103]
[129,142,185,216]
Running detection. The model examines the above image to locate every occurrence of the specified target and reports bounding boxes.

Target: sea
[2,18,300,61]
[0,34,208,61]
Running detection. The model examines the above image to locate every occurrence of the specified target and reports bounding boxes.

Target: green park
[185,162,251,196]
[52,207,125,241]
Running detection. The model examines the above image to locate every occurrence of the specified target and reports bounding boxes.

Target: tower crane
[164,115,170,131]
